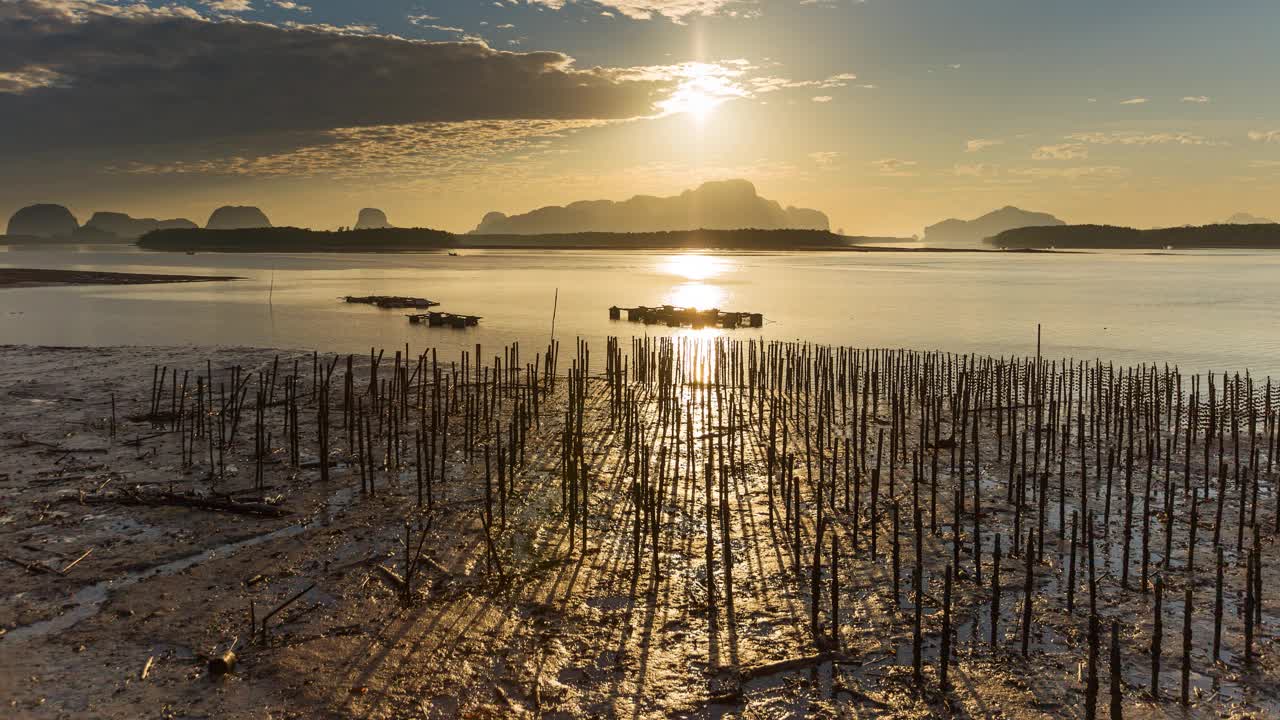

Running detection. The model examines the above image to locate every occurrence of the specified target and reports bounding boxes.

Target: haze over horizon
[3,0,1279,236]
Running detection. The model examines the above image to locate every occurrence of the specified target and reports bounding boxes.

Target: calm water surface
[1,245,1278,376]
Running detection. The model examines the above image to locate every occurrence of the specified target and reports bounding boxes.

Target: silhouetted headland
[472,179,830,234]
[989,223,1280,249]
[139,227,869,252]
[139,226,453,252]
[134,226,962,252]
[924,206,1065,244]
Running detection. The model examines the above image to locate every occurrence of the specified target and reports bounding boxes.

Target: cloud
[952,163,998,177]
[819,72,857,87]
[202,0,252,12]
[965,138,1002,153]
[811,95,832,103]
[1248,129,1280,143]
[1066,131,1220,146]
[872,158,917,176]
[0,1,678,154]
[524,0,741,22]
[1181,96,1210,103]
[0,64,66,93]
[417,23,467,34]
[637,61,752,116]
[808,151,841,167]
[1008,166,1127,180]
[111,119,612,182]
[1119,97,1148,105]
[749,72,858,94]
[1033,143,1088,160]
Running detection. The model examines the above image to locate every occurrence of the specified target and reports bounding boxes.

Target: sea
[2,244,1278,377]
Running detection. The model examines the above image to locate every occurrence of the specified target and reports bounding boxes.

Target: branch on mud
[74,488,291,517]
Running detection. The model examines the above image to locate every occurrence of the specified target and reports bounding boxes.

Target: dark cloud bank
[0,1,673,153]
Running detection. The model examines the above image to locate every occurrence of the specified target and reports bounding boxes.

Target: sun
[656,62,746,123]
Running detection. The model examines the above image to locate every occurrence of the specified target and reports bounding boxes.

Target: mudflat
[0,268,240,288]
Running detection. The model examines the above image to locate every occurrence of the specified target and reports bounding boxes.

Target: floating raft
[407,311,482,328]
[609,305,763,329]
[344,295,439,309]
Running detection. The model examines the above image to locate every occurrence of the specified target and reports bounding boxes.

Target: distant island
[3,203,197,242]
[139,226,453,252]
[136,226,918,252]
[82,212,197,239]
[988,223,1280,250]
[355,208,393,230]
[472,179,829,234]
[923,206,1065,244]
[206,205,272,230]
[1225,212,1274,225]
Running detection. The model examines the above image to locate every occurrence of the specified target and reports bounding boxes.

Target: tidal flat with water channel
[0,334,1277,718]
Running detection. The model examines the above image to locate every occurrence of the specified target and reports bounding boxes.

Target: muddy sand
[0,341,1275,719]
[0,269,240,289]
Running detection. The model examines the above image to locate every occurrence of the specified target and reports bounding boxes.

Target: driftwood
[4,546,91,575]
[60,547,94,574]
[738,652,856,681]
[77,488,290,517]
[701,652,862,705]
[2,554,61,576]
[375,564,406,591]
[259,582,317,638]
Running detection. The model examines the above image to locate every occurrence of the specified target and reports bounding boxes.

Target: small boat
[448,251,460,257]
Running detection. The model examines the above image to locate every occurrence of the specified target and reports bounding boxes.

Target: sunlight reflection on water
[2,245,1279,376]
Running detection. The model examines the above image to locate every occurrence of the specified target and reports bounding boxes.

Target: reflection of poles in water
[550,287,558,344]
[267,269,276,342]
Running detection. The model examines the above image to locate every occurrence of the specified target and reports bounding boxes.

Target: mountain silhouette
[472,179,829,234]
[1225,212,1274,225]
[206,206,272,230]
[924,206,1065,244]
[6,204,78,238]
[990,223,1280,249]
[355,208,393,230]
[83,212,197,239]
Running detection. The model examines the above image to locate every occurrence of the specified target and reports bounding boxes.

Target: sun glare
[656,62,746,122]
[668,281,725,310]
[660,253,728,309]
[660,252,727,281]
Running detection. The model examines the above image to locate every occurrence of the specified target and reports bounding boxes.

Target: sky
[2,0,1279,236]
